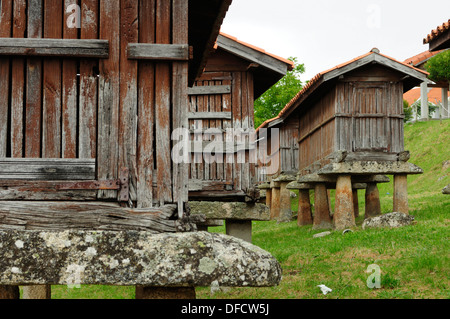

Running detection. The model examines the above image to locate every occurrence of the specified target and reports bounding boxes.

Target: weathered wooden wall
[188,54,256,198]
[0,0,189,210]
[298,88,336,170]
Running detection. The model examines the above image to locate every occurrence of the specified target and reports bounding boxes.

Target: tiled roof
[258,49,429,131]
[424,19,450,44]
[218,32,295,70]
[404,50,444,67]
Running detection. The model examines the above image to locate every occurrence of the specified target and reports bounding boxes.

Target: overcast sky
[220,0,450,81]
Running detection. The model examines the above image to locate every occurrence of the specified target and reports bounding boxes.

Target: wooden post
[270,181,280,220]
[135,286,196,299]
[226,220,252,243]
[297,189,313,226]
[0,286,20,299]
[365,183,381,219]
[278,182,292,223]
[22,285,51,299]
[334,175,356,230]
[393,174,409,214]
[313,184,332,230]
[352,189,359,218]
[420,82,429,120]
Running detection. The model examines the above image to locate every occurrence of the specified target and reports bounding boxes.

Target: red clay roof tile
[424,19,450,44]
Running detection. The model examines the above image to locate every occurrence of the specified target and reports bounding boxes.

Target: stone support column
[270,181,280,220]
[393,174,409,214]
[22,285,51,299]
[0,286,20,299]
[442,86,449,119]
[365,183,382,219]
[297,189,313,226]
[421,81,429,120]
[313,184,332,230]
[265,188,272,209]
[226,220,252,243]
[334,175,356,230]
[279,181,293,223]
[352,189,359,218]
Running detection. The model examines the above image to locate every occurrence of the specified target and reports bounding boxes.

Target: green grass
[49,120,450,299]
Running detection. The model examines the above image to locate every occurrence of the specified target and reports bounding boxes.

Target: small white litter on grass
[317,284,332,295]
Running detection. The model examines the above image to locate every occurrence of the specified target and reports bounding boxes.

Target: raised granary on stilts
[258,48,428,230]
[186,33,293,241]
[0,0,283,299]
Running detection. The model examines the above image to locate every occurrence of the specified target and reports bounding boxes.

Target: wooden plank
[119,0,139,203]
[0,180,97,201]
[232,72,242,191]
[155,0,173,205]
[10,0,27,158]
[79,0,99,159]
[25,0,43,158]
[42,0,63,158]
[98,0,120,199]
[136,0,156,208]
[188,112,232,120]
[0,38,109,58]
[62,0,79,159]
[188,85,231,96]
[0,158,95,180]
[0,202,180,233]
[0,0,12,157]
[127,43,189,60]
[188,179,232,192]
[172,0,189,216]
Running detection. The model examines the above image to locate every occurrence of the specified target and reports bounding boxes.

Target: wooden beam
[188,112,232,120]
[188,85,231,95]
[0,158,95,180]
[127,43,189,60]
[0,38,109,58]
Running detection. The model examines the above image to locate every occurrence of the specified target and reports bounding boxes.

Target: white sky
[220,0,450,82]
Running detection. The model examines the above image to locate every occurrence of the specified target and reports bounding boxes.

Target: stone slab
[190,201,270,221]
[362,212,415,229]
[443,184,450,194]
[317,161,423,175]
[0,230,281,288]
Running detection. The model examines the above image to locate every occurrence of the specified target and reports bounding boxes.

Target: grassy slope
[50,120,449,299]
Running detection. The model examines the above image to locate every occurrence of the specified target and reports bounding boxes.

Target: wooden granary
[0,0,283,299]
[258,49,428,229]
[187,32,293,241]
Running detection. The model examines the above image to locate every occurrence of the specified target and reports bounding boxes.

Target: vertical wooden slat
[10,0,27,158]
[172,0,189,214]
[137,0,155,208]
[42,0,63,158]
[98,0,120,198]
[62,0,79,159]
[0,0,12,157]
[247,72,256,186]
[215,78,224,181]
[119,0,139,203]
[223,76,233,186]
[232,72,242,191]
[79,0,99,159]
[241,72,249,190]
[25,0,43,158]
[155,0,172,205]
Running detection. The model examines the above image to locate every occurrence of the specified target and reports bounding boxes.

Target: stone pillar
[393,174,409,214]
[297,189,313,226]
[352,189,359,218]
[0,286,20,299]
[226,220,252,243]
[22,285,51,299]
[313,184,332,230]
[270,181,280,220]
[265,188,272,209]
[442,86,449,119]
[135,287,196,299]
[420,81,429,120]
[334,175,356,230]
[278,182,293,223]
[365,183,381,219]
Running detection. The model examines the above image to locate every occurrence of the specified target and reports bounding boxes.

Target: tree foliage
[425,50,450,83]
[254,57,305,128]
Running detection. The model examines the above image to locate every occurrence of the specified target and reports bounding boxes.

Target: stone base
[226,220,252,243]
[0,231,281,288]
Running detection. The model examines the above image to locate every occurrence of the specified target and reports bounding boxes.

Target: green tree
[254,57,305,128]
[425,50,450,83]
[403,99,413,123]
